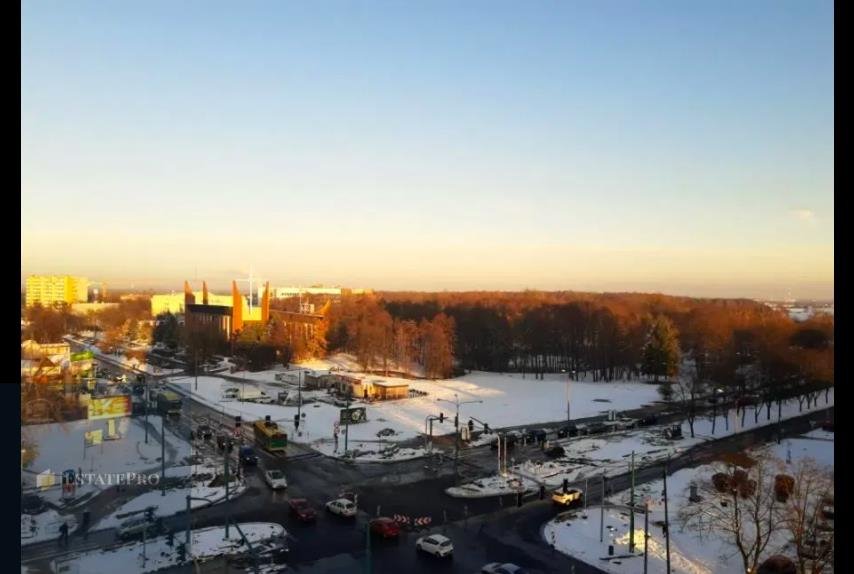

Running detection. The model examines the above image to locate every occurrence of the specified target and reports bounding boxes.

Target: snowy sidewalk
[56,522,286,574]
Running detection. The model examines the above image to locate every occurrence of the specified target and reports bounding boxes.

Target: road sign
[339,407,367,425]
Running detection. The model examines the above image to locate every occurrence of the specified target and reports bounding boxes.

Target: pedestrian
[59,521,69,547]
[81,510,91,540]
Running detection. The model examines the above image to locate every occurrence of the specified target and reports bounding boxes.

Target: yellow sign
[87,396,131,420]
[85,429,103,446]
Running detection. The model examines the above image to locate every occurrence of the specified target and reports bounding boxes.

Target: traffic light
[439,412,444,423]
[516,491,523,507]
[468,419,474,433]
[235,416,242,428]
[539,485,546,500]
[563,479,569,493]
[145,506,155,521]
[177,542,186,562]
[484,423,490,433]
[294,414,300,429]
[454,414,459,429]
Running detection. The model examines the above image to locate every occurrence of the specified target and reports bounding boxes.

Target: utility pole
[629,450,636,552]
[643,500,649,574]
[224,445,231,538]
[144,376,149,444]
[436,393,483,481]
[161,413,166,496]
[365,522,372,574]
[344,390,351,455]
[663,459,671,574]
[600,474,605,543]
[297,370,303,424]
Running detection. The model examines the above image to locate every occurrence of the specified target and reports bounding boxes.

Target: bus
[253,417,287,453]
[156,390,182,417]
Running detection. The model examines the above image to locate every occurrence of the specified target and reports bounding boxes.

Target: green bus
[254,418,287,453]
[156,390,182,416]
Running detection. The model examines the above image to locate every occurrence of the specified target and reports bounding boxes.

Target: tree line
[325,291,833,395]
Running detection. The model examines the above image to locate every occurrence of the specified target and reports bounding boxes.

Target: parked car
[556,424,577,438]
[239,446,259,466]
[263,469,288,490]
[325,498,357,518]
[490,434,518,450]
[482,563,529,574]
[552,488,583,507]
[638,415,659,427]
[22,494,45,515]
[197,425,213,441]
[664,425,683,440]
[369,517,401,539]
[525,429,548,443]
[545,445,565,459]
[415,534,454,557]
[288,498,317,522]
[117,516,161,541]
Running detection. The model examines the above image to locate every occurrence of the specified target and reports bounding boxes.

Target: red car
[369,517,401,539]
[288,498,317,522]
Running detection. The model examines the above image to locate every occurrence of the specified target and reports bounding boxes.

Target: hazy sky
[21,1,833,299]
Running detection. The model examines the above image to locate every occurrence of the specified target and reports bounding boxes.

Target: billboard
[87,395,131,420]
[339,407,367,425]
[70,350,95,362]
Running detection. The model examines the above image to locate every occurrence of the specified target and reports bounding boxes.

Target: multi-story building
[151,291,233,315]
[25,275,89,307]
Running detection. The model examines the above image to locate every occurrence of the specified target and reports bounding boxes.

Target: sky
[21,1,834,299]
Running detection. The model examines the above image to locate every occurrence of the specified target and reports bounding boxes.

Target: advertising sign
[84,429,103,446]
[339,407,367,425]
[70,350,95,362]
[87,395,131,420]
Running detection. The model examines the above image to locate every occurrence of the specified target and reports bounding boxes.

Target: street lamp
[436,393,483,481]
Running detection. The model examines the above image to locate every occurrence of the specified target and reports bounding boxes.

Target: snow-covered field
[167,367,661,461]
[448,391,833,497]
[95,462,246,530]
[21,416,192,506]
[21,510,77,546]
[544,428,834,574]
[59,522,286,574]
[22,416,191,484]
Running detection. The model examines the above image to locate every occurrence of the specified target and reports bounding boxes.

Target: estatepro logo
[36,468,56,489]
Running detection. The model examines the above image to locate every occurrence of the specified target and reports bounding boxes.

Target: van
[117,516,161,541]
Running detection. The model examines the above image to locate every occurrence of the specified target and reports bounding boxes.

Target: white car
[263,469,287,490]
[415,534,454,558]
[325,498,357,518]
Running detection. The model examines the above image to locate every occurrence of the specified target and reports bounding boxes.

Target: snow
[448,391,834,497]
[94,462,246,530]
[21,510,77,546]
[21,416,192,507]
[167,368,660,462]
[61,522,286,574]
[544,428,834,573]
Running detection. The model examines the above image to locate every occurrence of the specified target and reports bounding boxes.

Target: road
[28,350,832,573]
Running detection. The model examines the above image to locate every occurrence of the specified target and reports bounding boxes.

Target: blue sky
[21,1,833,298]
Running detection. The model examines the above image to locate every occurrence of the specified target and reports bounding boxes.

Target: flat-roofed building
[25,275,88,307]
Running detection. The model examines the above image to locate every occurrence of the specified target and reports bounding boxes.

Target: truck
[223,386,275,403]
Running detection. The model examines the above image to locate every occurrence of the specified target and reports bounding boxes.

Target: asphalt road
[29,351,832,574]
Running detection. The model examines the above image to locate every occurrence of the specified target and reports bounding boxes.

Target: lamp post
[437,393,483,481]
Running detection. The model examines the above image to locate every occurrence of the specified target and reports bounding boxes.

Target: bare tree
[679,453,782,573]
[774,457,834,574]
[677,360,706,438]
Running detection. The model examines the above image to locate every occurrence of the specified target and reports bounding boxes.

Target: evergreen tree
[642,315,681,382]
